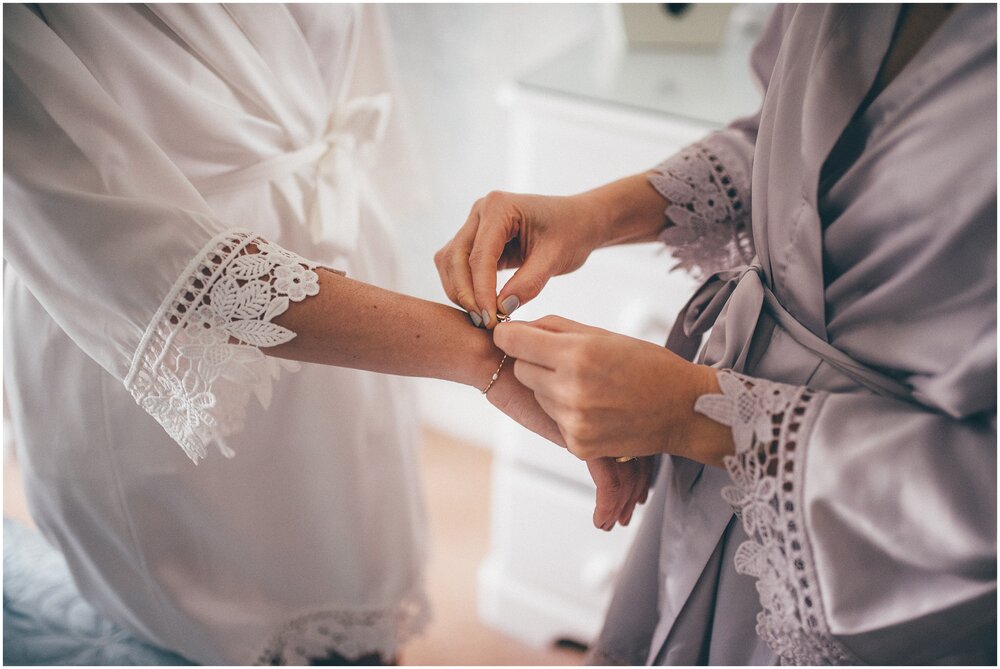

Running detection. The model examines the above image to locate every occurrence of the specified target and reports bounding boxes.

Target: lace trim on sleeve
[124,229,322,463]
[253,591,430,665]
[650,137,755,279]
[694,371,860,665]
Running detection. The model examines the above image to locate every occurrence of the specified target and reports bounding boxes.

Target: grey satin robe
[591,5,996,665]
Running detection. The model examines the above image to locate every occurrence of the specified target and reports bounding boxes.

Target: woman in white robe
[4,4,428,665]
[4,4,649,664]
[436,4,996,664]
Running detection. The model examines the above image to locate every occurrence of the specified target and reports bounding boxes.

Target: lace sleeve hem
[694,370,860,665]
[124,229,322,463]
[650,136,755,279]
[253,591,430,665]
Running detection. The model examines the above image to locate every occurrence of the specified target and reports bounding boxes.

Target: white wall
[383,4,605,302]
[382,5,605,446]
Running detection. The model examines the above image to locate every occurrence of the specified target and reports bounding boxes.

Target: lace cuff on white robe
[650,137,755,279]
[695,371,860,665]
[254,591,430,665]
[125,230,321,463]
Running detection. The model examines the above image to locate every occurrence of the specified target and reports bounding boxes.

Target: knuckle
[566,440,587,461]
[537,314,559,327]
[602,473,623,493]
[449,251,471,273]
[482,190,508,207]
[518,273,546,299]
[577,424,597,444]
[564,409,590,437]
[468,248,495,271]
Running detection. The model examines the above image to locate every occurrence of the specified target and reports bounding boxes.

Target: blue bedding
[3,519,195,666]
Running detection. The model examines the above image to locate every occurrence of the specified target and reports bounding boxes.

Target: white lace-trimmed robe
[4,4,428,664]
[591,5,996,665]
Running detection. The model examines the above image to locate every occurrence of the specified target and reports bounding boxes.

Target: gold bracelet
[482,313,512,395]
[481,354,507,395]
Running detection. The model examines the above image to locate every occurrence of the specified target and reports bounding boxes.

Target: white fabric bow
[307,93,391,252]
[194,93,392,256]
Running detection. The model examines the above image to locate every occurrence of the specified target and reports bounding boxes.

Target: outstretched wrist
[455,324,506,389]
[682,365,735,468]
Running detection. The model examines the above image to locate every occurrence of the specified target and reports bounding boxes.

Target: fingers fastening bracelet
[481,313,512,395]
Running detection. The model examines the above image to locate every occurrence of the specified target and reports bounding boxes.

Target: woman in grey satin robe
[437,4,996,664]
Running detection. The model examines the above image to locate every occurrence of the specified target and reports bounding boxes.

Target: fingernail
[499,295,520,316]
[470,311,482,327]
[481,309,491,327]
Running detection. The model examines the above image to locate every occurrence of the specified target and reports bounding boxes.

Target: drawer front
[507,85,712,195]
[488,461,647,611]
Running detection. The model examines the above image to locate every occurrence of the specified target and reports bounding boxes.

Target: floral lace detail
[254,592,430,665]
[125,230,321,463]
[695,371,859,665]
[650,137,755,279]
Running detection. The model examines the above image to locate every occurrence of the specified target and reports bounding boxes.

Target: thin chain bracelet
[482,313,512,395]
[481,354,507,395]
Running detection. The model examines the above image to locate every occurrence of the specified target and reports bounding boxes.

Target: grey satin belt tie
[666,259,915,403]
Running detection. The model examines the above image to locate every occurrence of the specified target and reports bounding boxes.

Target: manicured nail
[481,309,491,327]
[470,311,482,327]
[500,295,520,316]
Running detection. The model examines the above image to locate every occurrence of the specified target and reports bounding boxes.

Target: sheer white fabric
[127,231,319,463]
[4,4,428,664]
[255,597,430,665]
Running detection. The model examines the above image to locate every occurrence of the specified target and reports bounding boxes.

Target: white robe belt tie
[194,93,392,256]
[667,260,915,402]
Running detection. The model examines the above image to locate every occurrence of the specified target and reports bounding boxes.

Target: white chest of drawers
[477,34,760,648]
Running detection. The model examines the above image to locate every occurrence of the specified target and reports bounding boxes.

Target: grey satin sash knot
[666,259,915,402]
[666,264,764,370]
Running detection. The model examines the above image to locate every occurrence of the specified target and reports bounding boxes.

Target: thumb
[496,251,560,316]
[587,458,623,531]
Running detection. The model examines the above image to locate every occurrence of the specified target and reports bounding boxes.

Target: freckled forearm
[267,268,502,388]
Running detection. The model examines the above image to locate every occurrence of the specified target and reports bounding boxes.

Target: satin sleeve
[648,5,792,278]
[695,360,996,664]
[4,5,322,463]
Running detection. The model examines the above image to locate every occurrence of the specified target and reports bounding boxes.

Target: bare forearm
[579,172,671,247]
[267,268,501,388]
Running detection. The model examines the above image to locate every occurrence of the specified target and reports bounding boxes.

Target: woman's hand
[586,457,655,531]
[485,358,653,529]
[493,316,735,467]
[434,175,670,329]
[435,191,607,329]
